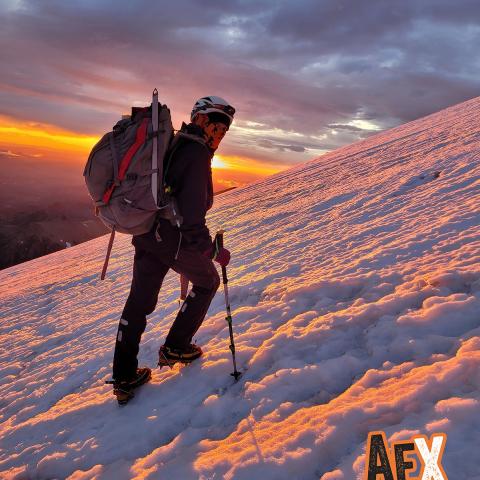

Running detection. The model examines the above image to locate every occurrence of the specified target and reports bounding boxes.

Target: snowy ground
[1,96,479,479]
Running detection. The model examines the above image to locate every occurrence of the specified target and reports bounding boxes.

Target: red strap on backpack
[102,117,149,205]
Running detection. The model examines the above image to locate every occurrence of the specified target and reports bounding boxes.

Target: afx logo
[364,431,448,480]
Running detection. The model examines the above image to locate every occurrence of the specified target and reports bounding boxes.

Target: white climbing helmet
[190,96,235,125]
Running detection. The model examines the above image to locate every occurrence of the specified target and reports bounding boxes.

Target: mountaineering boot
[158,344,203,368]
[107,367,152,405]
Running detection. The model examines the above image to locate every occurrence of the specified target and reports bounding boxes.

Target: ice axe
[179,273,189,305]
[214,230,242,381]
[100,227,116,280]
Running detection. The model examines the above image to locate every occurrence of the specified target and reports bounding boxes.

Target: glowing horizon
[0,115,286,190]
[0,115,98,162]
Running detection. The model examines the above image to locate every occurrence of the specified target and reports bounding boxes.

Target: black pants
[112,220,220,381]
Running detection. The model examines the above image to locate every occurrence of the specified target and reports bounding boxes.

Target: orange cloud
[0,115,287,191]
[212,154,287,191]
[0,114,98,163]
[213,153,285,174]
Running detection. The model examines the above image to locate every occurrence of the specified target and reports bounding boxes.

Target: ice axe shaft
[101,227,116,280]
[215,230,241,381]
[179,274,189,305]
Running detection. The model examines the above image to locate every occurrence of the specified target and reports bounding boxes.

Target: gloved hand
[213,246,231,267]
[203,244,231,267]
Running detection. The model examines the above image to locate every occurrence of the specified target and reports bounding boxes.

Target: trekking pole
[100,227,116,280]
[215,230,241,381]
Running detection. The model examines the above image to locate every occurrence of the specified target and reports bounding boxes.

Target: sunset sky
[1,0,479,191]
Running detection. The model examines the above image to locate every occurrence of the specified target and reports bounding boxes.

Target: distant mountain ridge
[0,202,108,270]
[0,161,236,269]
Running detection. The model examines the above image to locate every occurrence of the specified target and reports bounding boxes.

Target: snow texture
[1,96,480,479]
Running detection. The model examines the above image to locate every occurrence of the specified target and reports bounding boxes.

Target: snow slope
[1,96,480,479]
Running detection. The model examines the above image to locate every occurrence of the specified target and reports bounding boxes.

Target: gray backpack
[84,89,173,236]
[84,89,207,280]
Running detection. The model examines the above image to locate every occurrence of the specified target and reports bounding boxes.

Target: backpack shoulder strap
[102,117,150,205]
[163,129,208,188]
[176,131,207,146]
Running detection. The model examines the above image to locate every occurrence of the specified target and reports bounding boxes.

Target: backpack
[84,89,207,281]
[84,89,173,236]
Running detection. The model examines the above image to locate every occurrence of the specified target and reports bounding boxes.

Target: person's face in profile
[193,113,230,150]
[203,121,228,150]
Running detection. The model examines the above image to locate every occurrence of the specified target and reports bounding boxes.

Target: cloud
[0,149,21,158]
[327,124,369,133]
[257,139,306,153]
[1,0,479,168]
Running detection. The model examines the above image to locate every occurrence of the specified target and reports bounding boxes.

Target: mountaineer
[111,96,235,404]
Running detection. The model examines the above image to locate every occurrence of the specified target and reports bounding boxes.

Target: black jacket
[164,123,214,253]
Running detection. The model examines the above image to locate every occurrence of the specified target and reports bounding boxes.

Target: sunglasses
[197,103,235,117]
[213,104,235,116]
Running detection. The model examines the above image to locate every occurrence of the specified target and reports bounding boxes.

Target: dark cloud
[1,0,479,166]
[327,124,365,132]
[257,139,306,153]
[283,145,305,153]
[267,1,414,48]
